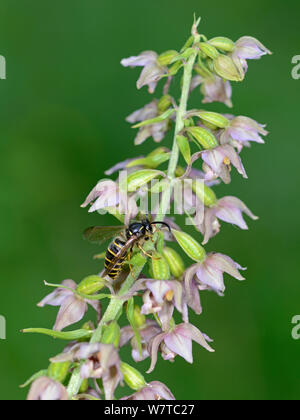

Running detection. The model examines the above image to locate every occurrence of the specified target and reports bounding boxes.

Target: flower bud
[192,180,217,207]
[120,362,147,391]
[162,247,185,278]
[76,275,106,295]
[133,305,146,328]
[47,362,70,384]
[157,50,178,66]
[213,55,244,81]
[101,321,120,348]
[126,169,164,192]
[172,229,206,262]
[157,95,173,113]
[199,42,219,59]
[186,126,218,149]
[151,252,171,280]
[209,37,235,52]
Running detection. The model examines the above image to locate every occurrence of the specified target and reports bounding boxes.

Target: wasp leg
[127,249,136,279]
[137,244,159,260]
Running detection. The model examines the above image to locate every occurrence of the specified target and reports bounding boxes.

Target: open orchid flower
[191,74,233,108]
[195,195,258,244]
[121,51,167,93]
[202,144,247,184]
[37,280,101,331]
[147,323,214,373]
[185,253,246,300]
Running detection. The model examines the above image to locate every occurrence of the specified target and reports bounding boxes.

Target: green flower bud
[162,247,185,278]
[120,362,147,391]
[126,169,164,192]
[186,126,218,149]
[176,135,191,165]
[192,180,217,207]
[213,54,244,82]
[151,252,170,280]
[76,275,106,295]
[101,321,120,348]
[48,362,70,384]
[172,230,206,262]
[208,37,235,52]
[157,95,173,113]
[133,305,146,329]
[157,50,178,66]
[199,42,219,59]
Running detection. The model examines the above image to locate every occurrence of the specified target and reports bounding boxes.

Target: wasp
[84,218,171,280]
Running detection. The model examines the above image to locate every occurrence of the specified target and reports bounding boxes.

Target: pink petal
[164,330,193,363]
[54,296,87,331]
[176,323,214,353]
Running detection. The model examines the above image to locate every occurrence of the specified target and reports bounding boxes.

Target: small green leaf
[188,111,229,128]
[132,109,175,129]
[176,135,191,164]
[186,126,218,149]
[126,169,164,192]
[172,229,206,262]
[21,328,93,341]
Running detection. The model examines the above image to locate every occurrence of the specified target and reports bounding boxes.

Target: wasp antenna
[150,221,172,232]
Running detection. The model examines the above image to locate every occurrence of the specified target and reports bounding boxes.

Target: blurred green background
[0,0,299,400]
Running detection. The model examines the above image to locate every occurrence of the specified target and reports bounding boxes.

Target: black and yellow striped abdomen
[105,238,127,279]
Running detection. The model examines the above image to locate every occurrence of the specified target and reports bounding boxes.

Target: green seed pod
[48,362,70,384]
[157,50,178,66]
[101,321,120,348]
[192,180,217,207]
[127,152,170,170]
[157,95,173,113]
[133,305,146,329]
[126,169,163,192]
[176,135,191,165]
[76,275,106,295]
[147,147,169,157]
[172,229,206,262]
[151,252,170,280]
[209,37,235,52]
[120,362,147,391]
[199,42,219,59]
[79,379,89,394]
[186,126,218,149]
[162,247,185,278]
[197,111,229,128]
[213,54,244,82]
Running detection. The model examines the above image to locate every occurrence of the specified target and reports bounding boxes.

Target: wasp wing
[103,236,139,277]
[83,225,125,244]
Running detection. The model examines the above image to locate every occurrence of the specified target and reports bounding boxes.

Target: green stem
[156,33,200,221]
